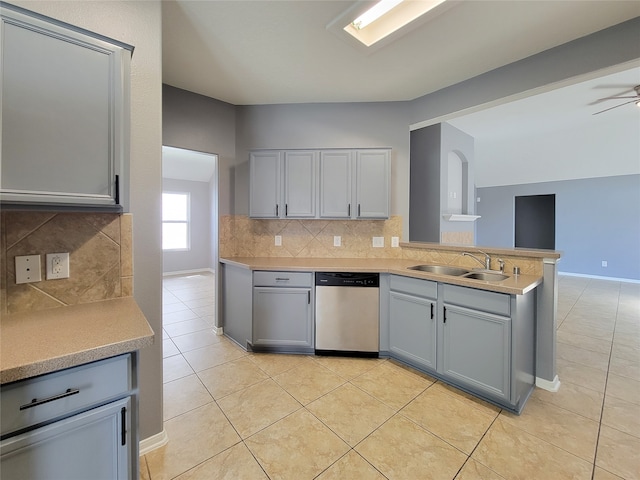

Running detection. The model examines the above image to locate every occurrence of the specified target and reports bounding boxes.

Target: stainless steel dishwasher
[315,272,379,356]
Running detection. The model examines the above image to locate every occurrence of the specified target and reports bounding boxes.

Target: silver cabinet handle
[275,277,290,281]
[20,388,80,410]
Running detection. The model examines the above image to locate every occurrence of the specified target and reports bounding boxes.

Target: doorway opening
[514,194,556,249]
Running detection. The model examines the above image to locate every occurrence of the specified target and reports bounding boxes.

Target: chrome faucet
[462,251,491,270]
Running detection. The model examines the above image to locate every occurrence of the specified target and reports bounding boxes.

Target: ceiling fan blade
[589,95,638,106]
[592,99,639,115]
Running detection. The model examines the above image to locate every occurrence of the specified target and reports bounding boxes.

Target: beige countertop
[1,297,155,384]
[220,257,542,295]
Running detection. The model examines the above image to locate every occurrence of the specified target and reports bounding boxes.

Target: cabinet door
[253,287,312,349]
[355,150,390,218]
[249,152,281,218]
[389,291,436,371]
[0,7,130,209]
[319,150,352,218]
[283,151,316,218]
[442,304,511,402]
[1,397,131,480]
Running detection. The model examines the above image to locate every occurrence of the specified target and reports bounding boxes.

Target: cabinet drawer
[253,271,313,288]
[443,284,510,317]
[390,275,437,299]
[1,354,131,437]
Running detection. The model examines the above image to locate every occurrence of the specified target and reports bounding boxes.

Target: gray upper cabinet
[319,150,352,218]
[319,149,390,219]
[249,150,317,219]
[355,149,390,219]
[0,4,132,210]
[283,151,316,218]
[249,151,281,218]
[250,148,390,220]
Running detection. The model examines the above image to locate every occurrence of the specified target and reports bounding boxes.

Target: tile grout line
[589,279,621,480]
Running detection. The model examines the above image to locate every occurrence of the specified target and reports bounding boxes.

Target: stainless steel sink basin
[408,265,470,276]
[463,272,509,282]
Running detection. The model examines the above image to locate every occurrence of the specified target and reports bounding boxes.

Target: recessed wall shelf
[442,214,481,222]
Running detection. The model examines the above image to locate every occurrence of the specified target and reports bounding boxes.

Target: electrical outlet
[601,260,607,267]
[333,236,341,247]
[372,236,384,248]
[275,235,282,246]
[15,255,42,284]
[46,253,70,280]
[391,236,399,248]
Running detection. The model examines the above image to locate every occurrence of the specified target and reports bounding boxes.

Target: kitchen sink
[463,272,509,282]
[407,265,470,276]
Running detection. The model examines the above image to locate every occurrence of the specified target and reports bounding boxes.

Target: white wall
[11,0,164,441]
[473,115,640,187]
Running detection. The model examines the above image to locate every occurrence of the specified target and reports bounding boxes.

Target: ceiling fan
[592,85,640,115]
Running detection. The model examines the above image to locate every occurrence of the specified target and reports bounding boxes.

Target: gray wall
[476,174,640,280]
[439,123,475,238]
[162,178,212,274]
[235,102,411,237]
[12,0,165,441]
[409,124,441,242]
[163,85,236,216]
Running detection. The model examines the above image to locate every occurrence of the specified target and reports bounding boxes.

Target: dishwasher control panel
[315,272,379,287]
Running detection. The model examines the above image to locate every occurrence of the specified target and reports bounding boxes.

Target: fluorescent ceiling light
[351,0,403,30]
[344,0,448,47]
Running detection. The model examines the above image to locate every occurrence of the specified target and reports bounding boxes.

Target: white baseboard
[213,326,223,335]
[163,268,215,277]
[536,375,561,392]
[139,429,169,455]
[559,272,639,284]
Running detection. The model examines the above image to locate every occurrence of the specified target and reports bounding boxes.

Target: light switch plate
[391,236,399,248]
[372,236,384,248]
[15,255,42,284]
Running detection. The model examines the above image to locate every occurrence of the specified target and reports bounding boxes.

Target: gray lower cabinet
[0,354,136,479]
[1,397,130,480]
[441,284,535,412]
[0,3,132,210]
[221,263,253,349]
[252,272,314,353]
[389,276,437,372]
[441,303,511,403]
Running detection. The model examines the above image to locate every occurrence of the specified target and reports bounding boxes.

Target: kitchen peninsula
[0,298,154,479]
[220,243,561,413]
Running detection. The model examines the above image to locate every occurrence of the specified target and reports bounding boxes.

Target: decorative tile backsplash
[219,214,544,276]
[220,215,404,259]
[0,212,133,315]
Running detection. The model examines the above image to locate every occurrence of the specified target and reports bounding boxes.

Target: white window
[162,192,190,251]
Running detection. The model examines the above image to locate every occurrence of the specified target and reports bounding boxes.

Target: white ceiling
[448,66,640,140]
[162,0,640,106]
[162,146,217,182]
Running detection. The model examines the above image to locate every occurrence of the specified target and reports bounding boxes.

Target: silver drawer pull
[275,277,290,281]
[20,388,80,410]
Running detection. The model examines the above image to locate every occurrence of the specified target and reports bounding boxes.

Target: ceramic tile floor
[141,272,640,480]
